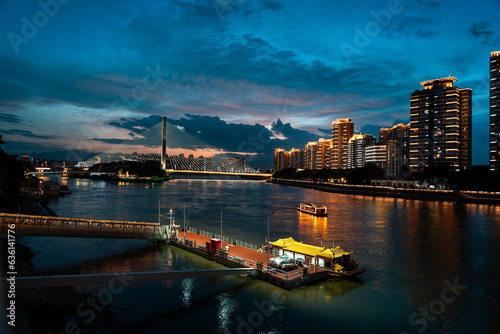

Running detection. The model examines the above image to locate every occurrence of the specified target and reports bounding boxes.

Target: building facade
[274,148,305,171]
[347,133,376,169]
[409,77,472,173]
[274,148,286,171]
[305,141,318,169]
[332,119,354,169]
[379,123,410,166]
[490,51,500,173]
[365,142,400,177]
[316,138,333,169]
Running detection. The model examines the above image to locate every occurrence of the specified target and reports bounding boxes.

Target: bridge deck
[0,213,167,240]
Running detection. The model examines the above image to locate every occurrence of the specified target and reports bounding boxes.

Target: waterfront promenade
[271,178,500,204]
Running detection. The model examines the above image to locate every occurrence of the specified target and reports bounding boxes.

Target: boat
[271,237,366,279]
[297,203,327,216]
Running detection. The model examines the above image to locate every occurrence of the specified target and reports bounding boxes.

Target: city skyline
[1,0,500,169]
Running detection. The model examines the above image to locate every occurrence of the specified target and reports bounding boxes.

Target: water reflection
[30,178,500,333]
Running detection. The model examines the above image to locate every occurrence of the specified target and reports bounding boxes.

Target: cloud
[417,0,443,8]
[468,22,495,44]
[0,129,60,139]
[0,113,22,123]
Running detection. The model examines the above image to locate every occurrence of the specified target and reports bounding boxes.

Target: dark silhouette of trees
[0,135,24,212]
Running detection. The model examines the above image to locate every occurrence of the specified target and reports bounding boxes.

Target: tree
[0,136,24,212]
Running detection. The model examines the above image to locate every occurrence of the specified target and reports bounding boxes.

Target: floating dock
[170,230,334,289]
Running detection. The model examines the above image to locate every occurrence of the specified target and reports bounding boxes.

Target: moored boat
[297,203,327,216]
[270,237,365,279]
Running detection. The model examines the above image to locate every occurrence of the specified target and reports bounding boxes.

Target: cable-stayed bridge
[77,117,271,176]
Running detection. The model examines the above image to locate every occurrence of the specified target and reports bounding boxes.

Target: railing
[0,213,167,240]
[173,235,309,282]
[235,240,259,251]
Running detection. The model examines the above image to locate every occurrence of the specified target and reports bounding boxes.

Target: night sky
[1,0,499,169]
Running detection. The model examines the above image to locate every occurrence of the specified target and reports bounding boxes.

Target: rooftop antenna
[452,65,454,77]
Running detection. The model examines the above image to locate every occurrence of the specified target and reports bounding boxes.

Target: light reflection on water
[20,177,500,333]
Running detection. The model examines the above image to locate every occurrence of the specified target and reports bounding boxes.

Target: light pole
[267,210,276,266]
[220,204,228,240]
[183,198,191,240]
[158,194,167,225]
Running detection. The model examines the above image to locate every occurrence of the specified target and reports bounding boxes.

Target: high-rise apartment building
[305,141,318,169]
[490,51,500,173]
[347,133,376,169]
[365,142,400,177]
[379,123,410,165]
[288,148,305,169]
[274,148,286,171]
[332,119,354,169]
[274,148,306,171]
[316,138,333,169]
[409,77,472,173]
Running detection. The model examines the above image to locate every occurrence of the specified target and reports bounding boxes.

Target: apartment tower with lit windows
[490,51,500,173]
[409,77,472,173]
[332,119,354,169]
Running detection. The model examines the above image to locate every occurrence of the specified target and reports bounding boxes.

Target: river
[19,176,500,333]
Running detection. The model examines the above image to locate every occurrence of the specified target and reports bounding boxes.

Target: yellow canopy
[272,237,352,259]
[284,242,324,257]
[271,237,299,248]
[331,246,352,258]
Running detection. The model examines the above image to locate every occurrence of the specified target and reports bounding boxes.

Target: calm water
[20,177,500,333]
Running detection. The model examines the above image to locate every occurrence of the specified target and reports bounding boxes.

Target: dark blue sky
[1,0,499,169]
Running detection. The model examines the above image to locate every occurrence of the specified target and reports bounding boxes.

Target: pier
[171,230,330,289]
[1,213,342,289]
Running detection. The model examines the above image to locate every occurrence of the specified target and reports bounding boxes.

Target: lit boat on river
[297,203,327,216]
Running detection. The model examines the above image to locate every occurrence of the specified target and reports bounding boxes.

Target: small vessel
[271,237,365,279]
[297,203,327,216]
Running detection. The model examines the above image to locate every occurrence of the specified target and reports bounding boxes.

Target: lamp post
[183,198,191,240]
[220,204,228,240]
[158,194,167,225]
[267,210,276,266]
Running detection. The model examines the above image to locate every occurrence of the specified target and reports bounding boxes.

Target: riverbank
[270,178,500,205]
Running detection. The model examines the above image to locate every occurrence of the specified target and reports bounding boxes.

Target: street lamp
[183,198,191,240]
[220,204,228,240]
[158,194,167,225]
[267,210,276,266]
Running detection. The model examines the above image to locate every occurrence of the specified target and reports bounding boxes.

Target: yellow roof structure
[284,243,324,257]
[273,237,352,259]
[271,237,299,248]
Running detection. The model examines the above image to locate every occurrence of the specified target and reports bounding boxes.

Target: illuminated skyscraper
[379,123,410,166]
[316,138,333,169]
[274,148,286,171]
[490,51,500,173]
[332,119,354,169]
[305,141,318,169]
[347,133,375,168]
[409,77,472,173]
